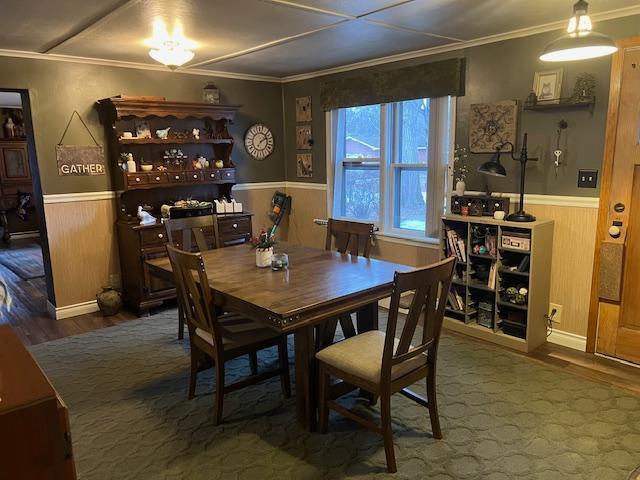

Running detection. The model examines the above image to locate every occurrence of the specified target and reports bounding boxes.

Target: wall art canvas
[469,100,518,153]
[296,153,313,177]
[295,96,312,122]
[296,125,313,150]
[533,69,563,104]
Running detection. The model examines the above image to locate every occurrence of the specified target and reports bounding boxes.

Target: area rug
[30,310,640,480]
[0,244,44,279]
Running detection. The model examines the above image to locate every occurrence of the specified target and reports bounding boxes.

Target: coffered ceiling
[1,0,639,80]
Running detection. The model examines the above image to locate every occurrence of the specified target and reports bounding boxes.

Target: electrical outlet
[578,169,598,188]
[549,303,563,324]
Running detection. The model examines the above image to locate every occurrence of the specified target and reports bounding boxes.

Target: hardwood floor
[1,245,637,397]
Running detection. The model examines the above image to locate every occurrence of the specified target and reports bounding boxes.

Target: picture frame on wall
[468,100,518,153]
[533,69,563,104]
[295,96,312,122]
[296,125,313,150]
[296,153,313,177]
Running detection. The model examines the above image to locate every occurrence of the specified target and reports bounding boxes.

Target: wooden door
[589,39,640,364]
[0,142,30,183]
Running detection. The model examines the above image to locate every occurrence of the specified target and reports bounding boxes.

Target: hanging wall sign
[56,110,105,176]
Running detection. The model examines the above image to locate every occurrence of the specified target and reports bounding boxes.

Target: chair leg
[188,351,198,400]
[318,365,329,434]
[177,303,185,340]
[380,394,397,473]
[426,366,442,439]
[249,351,258,376]
[213,362,225,426]
[278,336,292,399]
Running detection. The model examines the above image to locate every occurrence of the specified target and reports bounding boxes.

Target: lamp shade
[478,150,507,177]
[540,31,617,62]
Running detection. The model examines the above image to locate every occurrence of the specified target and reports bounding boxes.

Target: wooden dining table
[146,241,410,431]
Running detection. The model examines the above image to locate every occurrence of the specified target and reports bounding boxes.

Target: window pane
[344,104,380,159]
[398,98,429,164]
[395,168,426,231]
[343,167,379,221]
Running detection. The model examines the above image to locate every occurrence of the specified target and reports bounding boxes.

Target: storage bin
[478,301,493,328]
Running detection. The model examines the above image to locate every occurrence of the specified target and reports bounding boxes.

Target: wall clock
[244,123,274,161]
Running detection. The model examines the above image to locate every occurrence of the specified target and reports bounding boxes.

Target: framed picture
[533,69,563,103]
[135,120,151,139]
[296,153,313,177]
[296,125,313,150]
[468,100,518,153]
[295,96,312,122]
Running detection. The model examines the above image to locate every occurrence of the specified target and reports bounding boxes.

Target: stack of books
[444,227,466,263]
[447,289,466,311]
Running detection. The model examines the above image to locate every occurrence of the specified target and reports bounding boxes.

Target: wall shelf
[523,97,595,112]
[118,138,233,145]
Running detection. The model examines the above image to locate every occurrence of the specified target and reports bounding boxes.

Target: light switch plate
[578,169,598,188]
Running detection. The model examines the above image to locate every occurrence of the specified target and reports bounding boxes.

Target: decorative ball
[473,244,481,254]
[519,287,528,296]
[506,287,518,296]
[514,293,526,305]
[478,245,488,254]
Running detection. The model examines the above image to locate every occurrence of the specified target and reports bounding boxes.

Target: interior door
[590,41,640,364]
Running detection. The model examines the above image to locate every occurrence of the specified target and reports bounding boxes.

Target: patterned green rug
[30,310,640,479]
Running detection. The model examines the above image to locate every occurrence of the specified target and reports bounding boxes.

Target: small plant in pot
[250,230,276,268]
[452,145,468,196]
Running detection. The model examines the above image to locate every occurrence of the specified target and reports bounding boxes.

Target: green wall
[0,57,285,195]
[282,14,640,197]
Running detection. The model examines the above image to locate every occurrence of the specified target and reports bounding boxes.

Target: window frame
[327,96,454,243]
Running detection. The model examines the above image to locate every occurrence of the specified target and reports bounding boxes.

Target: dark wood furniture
[166,245,291,425]
[0,140,36,242]
[316,257,455,473]
[117,213,252,314]
[146,242,411,431]
[319,218,375,348]
[96,96,254,314]
[0,325,76,479]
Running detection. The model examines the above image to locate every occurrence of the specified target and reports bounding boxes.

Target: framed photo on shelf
[533,69,563,103]
[135,120,151,139]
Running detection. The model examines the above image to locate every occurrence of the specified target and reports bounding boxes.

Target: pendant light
[144,20,197,70]
[540,0,617,62]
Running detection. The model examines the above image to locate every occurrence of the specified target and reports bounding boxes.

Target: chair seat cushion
[195,314,280,351]
[315,330,427,384]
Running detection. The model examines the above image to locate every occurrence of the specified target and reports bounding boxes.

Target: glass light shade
[145,19,197,69]
[540,31,617,62]
[149,47,194,69]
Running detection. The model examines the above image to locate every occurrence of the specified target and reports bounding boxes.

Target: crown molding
[280,5,640,82]
[0,49,282,83]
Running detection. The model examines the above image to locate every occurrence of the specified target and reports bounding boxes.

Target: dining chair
[165,216,217,340]
[166,244,291,425]
[319,218,375,348]
[316,257,456,473]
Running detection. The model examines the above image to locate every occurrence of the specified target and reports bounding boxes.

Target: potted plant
[452,145,468,196]
[250,230,276,268]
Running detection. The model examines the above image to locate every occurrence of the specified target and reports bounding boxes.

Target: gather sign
[56,145,105,176]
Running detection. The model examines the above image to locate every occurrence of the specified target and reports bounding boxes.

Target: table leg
[356,301,379,403]
[294,324,317,431]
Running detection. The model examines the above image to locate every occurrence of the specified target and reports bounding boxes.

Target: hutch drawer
[148,173,168,185]
[169,172,185,183]
[219,168,235,182]
[127,173,148,186]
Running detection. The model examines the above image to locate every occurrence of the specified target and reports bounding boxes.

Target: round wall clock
[244,123,274,161]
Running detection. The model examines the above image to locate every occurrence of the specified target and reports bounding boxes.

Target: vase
[255,247,273,268]
[455,180,466,196]
[96,287,122,316]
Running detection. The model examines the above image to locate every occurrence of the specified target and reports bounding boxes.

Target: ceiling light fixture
[144,20,197,70]
[540,0,617,62]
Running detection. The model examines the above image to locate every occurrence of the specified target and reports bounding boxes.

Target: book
[487,263,497,289]
[457,239,467,262]
[454,290,465,310]
[518,255,530,272]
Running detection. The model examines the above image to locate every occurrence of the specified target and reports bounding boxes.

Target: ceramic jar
[255,247,273,268]
[455,180,466,196]
[96,287,122,316]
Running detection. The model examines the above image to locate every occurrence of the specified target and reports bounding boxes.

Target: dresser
[117,213,253,314]
[0,325,76,479]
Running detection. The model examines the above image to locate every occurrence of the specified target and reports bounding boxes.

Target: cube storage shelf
[441,214,554,352]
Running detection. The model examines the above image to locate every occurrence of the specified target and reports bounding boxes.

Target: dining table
[146,241,410,431]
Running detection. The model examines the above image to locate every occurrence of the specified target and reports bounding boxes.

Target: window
[329,97,453,241]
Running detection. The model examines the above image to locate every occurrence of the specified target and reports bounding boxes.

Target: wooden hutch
[96,96,253,314]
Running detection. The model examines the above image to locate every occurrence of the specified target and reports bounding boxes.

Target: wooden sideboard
[117,213,253,314]
[0,325,76,479]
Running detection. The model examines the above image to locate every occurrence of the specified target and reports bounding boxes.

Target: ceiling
[1,0,639,80]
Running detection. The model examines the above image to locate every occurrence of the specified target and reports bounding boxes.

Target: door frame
[586,37,640,353]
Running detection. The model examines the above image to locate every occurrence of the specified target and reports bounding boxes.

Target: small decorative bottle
[4,117,15,139]
[126,153,136,173]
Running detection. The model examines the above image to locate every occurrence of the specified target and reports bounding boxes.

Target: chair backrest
[164,216,216,252]
[325,218,374,258]
[166,244,222,352]
[382,257,456,376]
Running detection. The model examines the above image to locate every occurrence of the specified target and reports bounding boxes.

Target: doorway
[588,38,640,365]
[0,89,54,331]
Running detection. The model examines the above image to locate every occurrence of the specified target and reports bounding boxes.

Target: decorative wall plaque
[469,100,518,153]
[296,125,313,150]
[295,96,312,122]
[296,153,313,177]
[56,145,105,176]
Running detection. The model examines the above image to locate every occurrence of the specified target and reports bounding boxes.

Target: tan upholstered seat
[195,314,280,350]
[315,330,427,384]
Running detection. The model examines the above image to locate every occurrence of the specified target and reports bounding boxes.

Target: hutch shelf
[96,96,253,314]
[441,214,554,353]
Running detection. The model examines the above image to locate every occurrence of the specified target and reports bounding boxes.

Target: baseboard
[48,299,100,320]
[546,329,587,351]
[8,230,39,240]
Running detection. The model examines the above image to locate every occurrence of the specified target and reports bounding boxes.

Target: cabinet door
[0,144,30,182]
